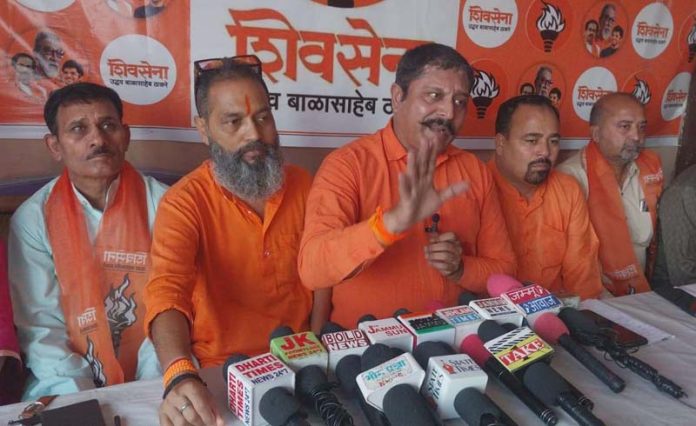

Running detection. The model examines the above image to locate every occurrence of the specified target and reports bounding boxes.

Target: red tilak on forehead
[244,94,251,115]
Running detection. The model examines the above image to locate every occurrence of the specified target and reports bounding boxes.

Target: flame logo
[104,274,137,356]
[471,69,500,119]
[688,22,696,45]
[84,336,107,387]
[536,1,565,32]
[632,78,651,105]
[472,70,500,98]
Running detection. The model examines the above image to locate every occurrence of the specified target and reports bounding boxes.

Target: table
[2,285,696,426]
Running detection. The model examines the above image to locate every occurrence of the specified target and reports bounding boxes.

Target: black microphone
[296,366,353,426]
[523,363,606,426]
[478,320,595,410]
[222,353,248,382]
[259,387,311,426]
[533,313,626,393]
[321,321,347,336]
[459,335,557,425]
[455,387,517,426]
[335,355,390,426]
[361,343,400,372]
[558,307,687,399]
[458,291,479,306]
[382,384,441,426]
[653,286,696,317]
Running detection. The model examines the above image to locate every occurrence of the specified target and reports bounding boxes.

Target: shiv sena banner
[0,0,694,149]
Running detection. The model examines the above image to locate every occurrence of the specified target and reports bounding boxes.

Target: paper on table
[581,299,674,345]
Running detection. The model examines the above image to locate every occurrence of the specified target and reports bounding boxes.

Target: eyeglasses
[193,55,262,93]
[39,46,65,59]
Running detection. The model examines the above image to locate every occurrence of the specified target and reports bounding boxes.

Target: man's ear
[590,125,600,142]
[194,116,210,146]
[43,133,62,162]
[390,83,405,113]
[494,133,506,156]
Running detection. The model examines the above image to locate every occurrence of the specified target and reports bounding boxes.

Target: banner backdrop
[0,0,694,148]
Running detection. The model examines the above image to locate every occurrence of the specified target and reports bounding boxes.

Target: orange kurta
[488,161,602,300]
[144,161,313,367]
[298,123,516,328]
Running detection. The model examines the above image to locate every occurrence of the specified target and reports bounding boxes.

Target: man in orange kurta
[299,44,516,327]
[489,95,602,300]
[144,60,313,426]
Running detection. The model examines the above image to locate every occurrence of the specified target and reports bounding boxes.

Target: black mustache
[529,158,552,167]
[421,118,455,135]
[86,146,114,160]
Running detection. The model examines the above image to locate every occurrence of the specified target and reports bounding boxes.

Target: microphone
[320,324,370,379]
[335,354,390,426]
[470,297,524,327]
[487,278,562,325]
[361,343,401,372]
[320,321,348,336]
[358,316,414,352]
[396,309,456,348]
[415,342,504,422]
[259,387,311,426]
[455,387,518,426]
[559,307,687,400]
[223,353,298,426]
[653,285,696,317]
[425,213,441,234]
[382,384,441,425]
[523,363,606,426]
[459,335,558,425]
[533,313,625,393]
[458,291,480,306]
[357,349,426,411]
[478,320,594,409]
[296,365,353,426]
[269,326,328,372]
[435,303,484,348]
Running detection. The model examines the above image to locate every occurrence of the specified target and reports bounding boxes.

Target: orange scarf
[45,163,151,387]
[585,141,663,296]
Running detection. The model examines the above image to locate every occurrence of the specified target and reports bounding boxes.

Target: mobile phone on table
[579,309,648,348]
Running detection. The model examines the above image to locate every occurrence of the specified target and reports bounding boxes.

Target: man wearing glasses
[144,56,314,426]
[298,43,516,328]
[33,30,64,81]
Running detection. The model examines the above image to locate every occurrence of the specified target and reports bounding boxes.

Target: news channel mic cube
[483,326,554,374]
[423,354,488,420]
[435,305,484,348]
[470,297,524,327]
[358,317,414,352]
[356,352,426,411]
[227,353,295,426]
[501,284,562,324]
[270,331,328,372]
[321,329,370,379]
[397,311,456,348]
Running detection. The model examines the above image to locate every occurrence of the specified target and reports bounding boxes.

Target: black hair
[495,94,559,136]
[43,82,123,135]
[194,62,269,117]
[612,25,624,37]
[11,52,34,67]
[62,59,84,76]
[33,30,60,52]
[585,19,599,30]
[394,42,474,97]
[549,88,561,99]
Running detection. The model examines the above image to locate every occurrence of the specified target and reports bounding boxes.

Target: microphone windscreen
[361,343,396,371]
[320,321,345,336]
[454,387,503,426]
[501,322,518,332]
[478,319,508,342]
[269,325,294,342]
[458,291,479,306]
[259,387,305,426]
[533,313,569,344]
[653,286,696,316]
[459,335,490,366]
[558,308,601,335]
[296,365,327,399]
[382,384,439,426]
[487,274,522,297]
[357,314,377,326]
[393,308,411,317]
[222,353,249,382]
[335,354,362,396]
[412,341,454,370]
[522,362,569,406]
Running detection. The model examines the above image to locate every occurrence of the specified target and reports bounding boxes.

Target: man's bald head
[589,92,642,126]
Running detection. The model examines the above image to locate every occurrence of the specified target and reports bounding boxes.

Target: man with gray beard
[143,57,316,426]
[488,95,602,299]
